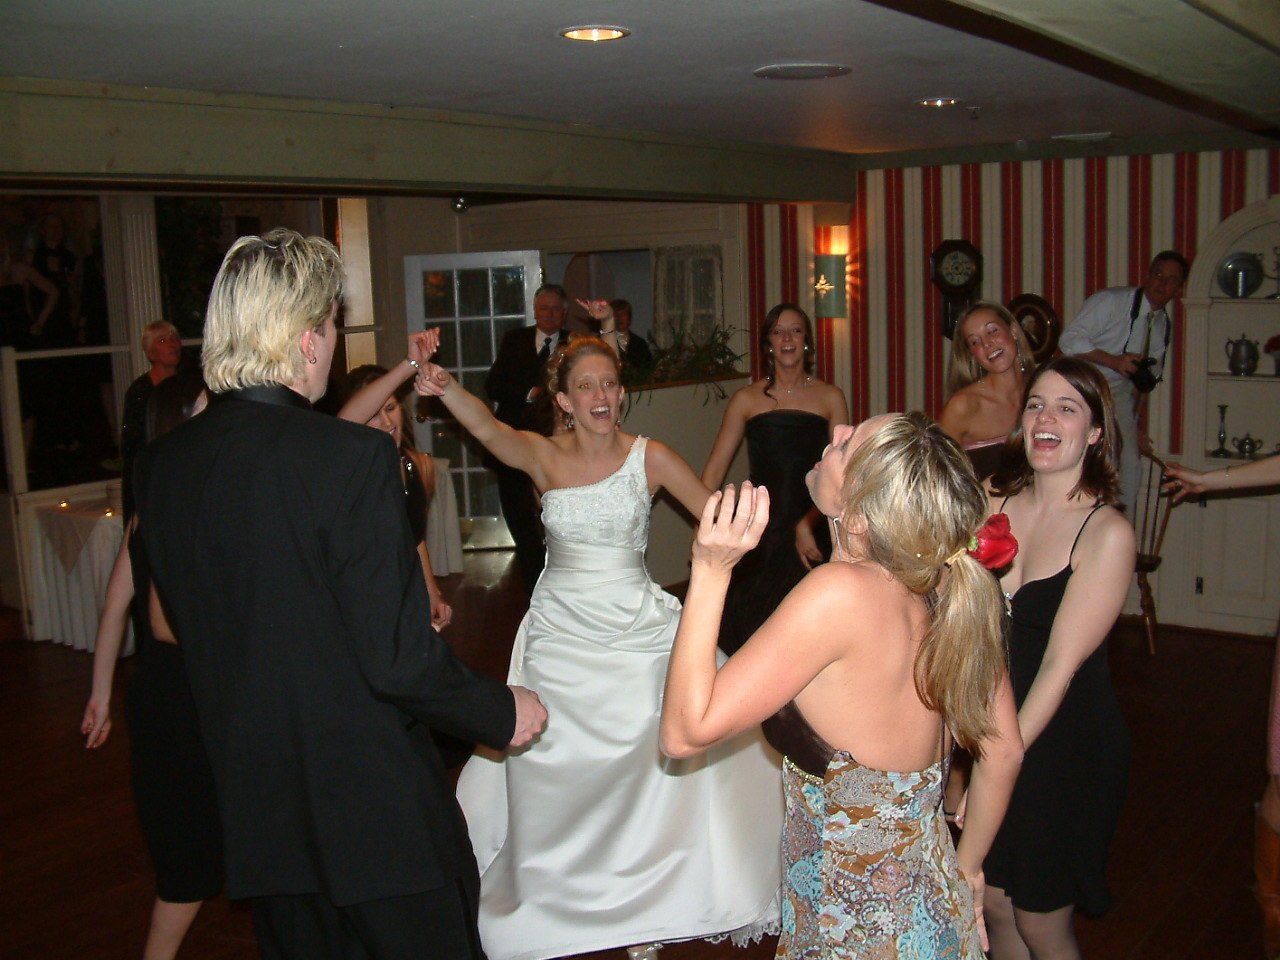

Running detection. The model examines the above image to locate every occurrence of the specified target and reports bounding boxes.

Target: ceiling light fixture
[560,25,630,42]
[917,97,958,108]
[1050,131,1113,142]
[753,62,851,80]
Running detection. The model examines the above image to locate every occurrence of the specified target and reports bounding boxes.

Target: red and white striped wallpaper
[746,148,1280,454]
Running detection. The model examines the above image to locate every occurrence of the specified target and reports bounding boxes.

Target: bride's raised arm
[644,440,713,518]
[415,361,553,491]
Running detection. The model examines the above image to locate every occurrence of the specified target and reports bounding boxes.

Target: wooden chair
[1134,451,1174,655]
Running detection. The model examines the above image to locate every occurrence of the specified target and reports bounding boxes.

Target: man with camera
[1060,250,1188,515]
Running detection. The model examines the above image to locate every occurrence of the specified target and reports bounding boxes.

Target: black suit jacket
[485,326,569,429]
[137,385,515,906]
[620,332,652,368]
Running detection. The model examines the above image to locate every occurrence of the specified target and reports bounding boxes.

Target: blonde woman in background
[938,301,1035,481]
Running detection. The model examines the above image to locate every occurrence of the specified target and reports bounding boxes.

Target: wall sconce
[814,253,848,317]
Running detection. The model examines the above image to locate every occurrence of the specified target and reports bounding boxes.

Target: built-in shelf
[1203,450,1276,462]
[1207,371,1280,381]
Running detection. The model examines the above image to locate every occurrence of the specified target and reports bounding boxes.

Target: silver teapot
[1233,433,1265,459]
[1225,333,1260,375]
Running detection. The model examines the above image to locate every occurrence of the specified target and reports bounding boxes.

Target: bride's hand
[413,362,454,397]
[692,482,770,573]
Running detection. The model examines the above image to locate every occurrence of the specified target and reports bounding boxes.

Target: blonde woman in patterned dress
[662,413,1024,958]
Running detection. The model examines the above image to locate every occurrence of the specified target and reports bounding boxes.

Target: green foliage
[625,318,745,406]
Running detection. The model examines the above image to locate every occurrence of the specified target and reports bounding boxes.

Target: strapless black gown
[718,410,830,655]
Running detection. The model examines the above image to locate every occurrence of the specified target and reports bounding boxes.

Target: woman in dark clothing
[336,330,451,630]
[81,372,222,960]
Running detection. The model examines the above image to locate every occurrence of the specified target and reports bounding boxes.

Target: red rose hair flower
[966,513,1018,570]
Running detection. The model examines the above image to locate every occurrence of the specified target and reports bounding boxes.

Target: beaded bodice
[541,437,650,552]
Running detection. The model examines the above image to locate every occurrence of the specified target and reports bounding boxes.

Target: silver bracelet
[405,357,421,371]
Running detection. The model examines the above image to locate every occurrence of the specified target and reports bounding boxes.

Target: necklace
[778,376,812,396]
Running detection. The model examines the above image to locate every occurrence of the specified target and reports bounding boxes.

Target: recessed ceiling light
[560,25,630,42]
[917,97,958,108]
[753,62,851,80]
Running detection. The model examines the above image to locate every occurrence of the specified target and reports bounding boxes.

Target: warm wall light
[917,97,958,108]
[560,25,630,42]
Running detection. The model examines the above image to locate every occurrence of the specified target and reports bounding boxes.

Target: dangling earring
[564,412,576,429]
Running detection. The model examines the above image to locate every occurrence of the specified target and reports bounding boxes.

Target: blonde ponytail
[837,412,1006,756]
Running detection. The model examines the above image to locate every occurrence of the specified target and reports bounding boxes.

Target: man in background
[484,283,570,593]
[1060,250,1188,515]
[120,320,181,519]
[609,298,652,373]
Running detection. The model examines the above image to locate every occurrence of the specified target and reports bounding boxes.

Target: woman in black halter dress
[338,344,451,632]
[980,358,1135,960]
[701,304,848,655]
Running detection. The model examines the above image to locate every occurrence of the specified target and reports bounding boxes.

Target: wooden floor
[0,550,1272,959]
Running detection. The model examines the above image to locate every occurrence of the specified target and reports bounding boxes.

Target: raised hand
[575,299,614,326]
[692,482,770,573]
[413,362,454,397]
[408,328,441,366]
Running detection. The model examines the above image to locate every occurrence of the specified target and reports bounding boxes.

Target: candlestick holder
[1210,404,1232,458]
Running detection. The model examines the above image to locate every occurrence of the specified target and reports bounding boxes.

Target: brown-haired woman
[81,373,221,960]
[413,304,783,960]
[662,412,1023,957]
[701,303,848,654]
[981,356,1135,959]
[938,301,1035,481]
[337,331,451,629]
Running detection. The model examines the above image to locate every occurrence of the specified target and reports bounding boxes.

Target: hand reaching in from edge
[692,482,770,573]
[795,515,822,570]
[508,685,548,748]
[413,362,454,397]
[81,697,112,749]
[1163,461,1207,504]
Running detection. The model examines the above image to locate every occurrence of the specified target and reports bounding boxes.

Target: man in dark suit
[484,282,569,593]
[609,298,652,372]
[138,229,546,960]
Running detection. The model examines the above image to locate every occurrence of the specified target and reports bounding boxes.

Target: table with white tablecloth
[28,498,133,654]
[425,458,464,576]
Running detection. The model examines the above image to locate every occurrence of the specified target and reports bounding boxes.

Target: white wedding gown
[456,437,783,960]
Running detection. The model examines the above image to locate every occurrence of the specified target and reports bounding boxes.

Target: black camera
[1130,357,1161,394]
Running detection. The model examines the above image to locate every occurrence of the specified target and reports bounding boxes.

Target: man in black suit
[138,229,547,960]
[609,298,653,372]
[484,282,569,593]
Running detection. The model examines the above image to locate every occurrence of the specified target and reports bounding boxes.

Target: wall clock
[930,239,982,338]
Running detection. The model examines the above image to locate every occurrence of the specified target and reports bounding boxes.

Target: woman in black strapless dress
[981,358,1136,960]
[702,303,847,655]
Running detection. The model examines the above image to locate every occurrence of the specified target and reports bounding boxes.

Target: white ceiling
[1,0,1269,158]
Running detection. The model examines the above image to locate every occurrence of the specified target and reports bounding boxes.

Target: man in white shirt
[1059,250,1189,515]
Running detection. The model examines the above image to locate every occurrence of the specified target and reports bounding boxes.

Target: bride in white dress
[414,311,782,960]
